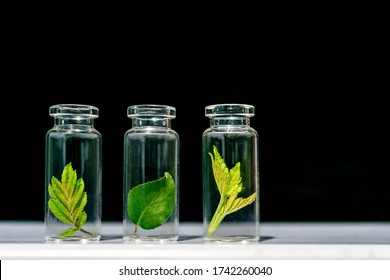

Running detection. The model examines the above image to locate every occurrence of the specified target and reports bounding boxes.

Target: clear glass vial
[202,104,260,243]
[123,104,179,243]
[44,104,102,243]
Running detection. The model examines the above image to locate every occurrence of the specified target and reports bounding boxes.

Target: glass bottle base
[123,235,178,244]
[45,235,101,243]
[203,235,259,243]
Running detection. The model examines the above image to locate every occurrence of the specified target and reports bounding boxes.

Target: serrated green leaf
[127,172,175,231]
[207,145,257,237]
[61,163,77,196]
[48,179,69,212]
[72,192,87,221]
[60,227,78,237]
[76,211,87,228]
[69,178,85,213]
[48,163,93,237]
[209,146,243,197]
[48,199,72,224]
[225,192,257,215]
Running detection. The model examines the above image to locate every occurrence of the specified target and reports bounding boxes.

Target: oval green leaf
[127,172,175,230]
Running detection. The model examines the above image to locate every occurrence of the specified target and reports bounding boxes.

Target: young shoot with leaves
[48,163,94,238]
[207,146,257,237]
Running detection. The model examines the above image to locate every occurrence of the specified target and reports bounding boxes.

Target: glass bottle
[202,104,260,243]
[44,104,102,243]
[123,104,179,243]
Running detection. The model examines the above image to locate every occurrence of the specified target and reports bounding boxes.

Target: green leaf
[48,199,72,224]
[225,192,257,215]
[127,172,175,231]
[207,145,257,237]
[76,212,87,228]
[71,191,87,222]
[48,177,69,211]
[48,163,93,237]
[209,146,242,197]
[60,227,78,237]
[61,163,77,196]
[69,178,85,212]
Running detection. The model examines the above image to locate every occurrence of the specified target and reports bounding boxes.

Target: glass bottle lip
[49,104,99,118]
[205,103,255,118]
[127,104,176,119]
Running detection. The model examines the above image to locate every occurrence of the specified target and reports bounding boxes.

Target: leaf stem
[207,197,227,237]
[133,224,139,235]
[79,227,94,236]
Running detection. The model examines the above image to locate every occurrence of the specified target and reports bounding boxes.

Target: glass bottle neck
[210,116,251,127]
[54,117,95,127]
[132,117,172,128]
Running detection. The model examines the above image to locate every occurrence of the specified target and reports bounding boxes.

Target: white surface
[1,221,390,259]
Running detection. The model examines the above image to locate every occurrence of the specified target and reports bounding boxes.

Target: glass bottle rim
[49,104,99,118]
[127,104,176,119]
[205,103,255,118]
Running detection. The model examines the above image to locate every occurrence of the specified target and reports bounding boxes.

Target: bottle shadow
[260,235,274,242]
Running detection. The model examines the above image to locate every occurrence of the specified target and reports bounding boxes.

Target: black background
[1,10,387,223]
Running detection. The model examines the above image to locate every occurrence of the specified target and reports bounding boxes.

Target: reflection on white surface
[1,221,390,259]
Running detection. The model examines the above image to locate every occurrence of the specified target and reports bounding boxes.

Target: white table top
[1,221,390,259]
